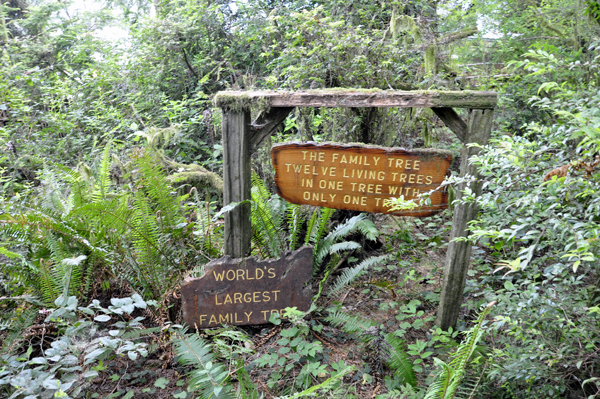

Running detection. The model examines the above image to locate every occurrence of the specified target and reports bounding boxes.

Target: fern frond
[193,192,223,260]
[38,260,61,304]
[250,173,287,257]
[132,150,184,229]
[325,214,367,243]
[275,365,356,399]
[304,209,319,246]
[92,141,113,202]
[325,311,377,334]
[328,255,390,298]
[385,333,417,387]
[314,240,361,267]
[172,329,235,399]
[312,207,334,245]
[0,247,22,259]
[424,302,495,399]
[250,191,284,258]
[355,217,379,241]
[1,307,38,354]
[287,203,302,251]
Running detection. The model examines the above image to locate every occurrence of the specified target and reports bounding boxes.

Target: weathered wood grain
[272,142,452,217]
[432,107,467,142]
[222,110,252,257]
[181,247,313,328]
[250,107,294,152]
[436,108,494,330]
[215,90,498,109]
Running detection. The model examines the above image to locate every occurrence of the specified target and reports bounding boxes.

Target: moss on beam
[213,92,271,112]
[214,89,497,109]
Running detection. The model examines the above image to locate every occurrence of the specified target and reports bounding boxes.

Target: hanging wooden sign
[181,247,313,328]
[272,142,452,217]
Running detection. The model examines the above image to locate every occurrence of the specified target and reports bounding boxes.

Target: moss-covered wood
[214,89,497,109]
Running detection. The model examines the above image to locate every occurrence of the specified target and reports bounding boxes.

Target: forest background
[1,0,600,398]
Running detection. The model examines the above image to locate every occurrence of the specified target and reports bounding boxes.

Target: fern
[172,329,235,399]
[386,333,418,387]
[92,141,113,202]
[326,311,377,334]
[424,302,495,399]
[304,209,319,246]
[250,172,286,258]
[327,255,390,298]
[313,214,379,271]
[326,311,416,387]
[311,207,334,246]
[1,307,38,353]
[192,190,223,260]
[132,149,184,229]
[274,364,356,399]
[286,203,301,251]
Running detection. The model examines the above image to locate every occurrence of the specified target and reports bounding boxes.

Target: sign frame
[214,89,496,330]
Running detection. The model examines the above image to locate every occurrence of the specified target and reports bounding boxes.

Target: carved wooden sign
[272,142,453,217]
[181,247,312,328]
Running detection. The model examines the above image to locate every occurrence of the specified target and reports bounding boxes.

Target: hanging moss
[213,92,271,113]
[166,161,223,194]
[384,11,421,45]
[424,44,437,77]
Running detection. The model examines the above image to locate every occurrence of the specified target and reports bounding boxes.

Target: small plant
[0,294,157,398]
[172,328,236,399]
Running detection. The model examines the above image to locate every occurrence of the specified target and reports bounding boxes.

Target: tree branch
[182,48,199,79]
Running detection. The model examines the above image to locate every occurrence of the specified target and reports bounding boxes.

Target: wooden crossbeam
[215,90,497,109]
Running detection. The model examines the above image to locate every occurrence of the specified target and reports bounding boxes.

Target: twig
[182,48,199,79]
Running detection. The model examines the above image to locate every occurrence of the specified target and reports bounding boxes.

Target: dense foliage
[1,0,600,397]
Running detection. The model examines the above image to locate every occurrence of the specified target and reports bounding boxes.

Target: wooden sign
[181,247,312,328]
[272,142,452,217]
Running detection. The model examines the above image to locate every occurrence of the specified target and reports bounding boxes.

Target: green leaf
[155,377,170,389]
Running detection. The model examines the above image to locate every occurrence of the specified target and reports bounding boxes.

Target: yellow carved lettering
[213,271,225,281]
[234,293,242,304]
[226,270,235,281]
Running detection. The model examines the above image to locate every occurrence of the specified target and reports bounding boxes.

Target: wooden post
[436,108,494,331]
[222,110,252,257]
